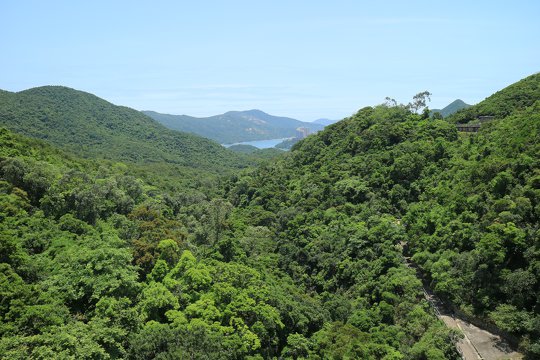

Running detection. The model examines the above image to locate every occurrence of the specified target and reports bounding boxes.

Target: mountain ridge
[431,99,471,117]
[312,118,338,126]
[0,85,250,172]
[143,109,324,144]
[447,72,540,123]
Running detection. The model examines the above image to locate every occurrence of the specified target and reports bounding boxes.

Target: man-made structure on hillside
[295,127,310,139]
[478,115,495,123]
[456,124,481,132]
[456,116,494,133]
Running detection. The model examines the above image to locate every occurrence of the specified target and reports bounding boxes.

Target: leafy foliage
[1,73,538,358]
[449,72,540,123]
[405,99,540,355]
[0,86,253,173]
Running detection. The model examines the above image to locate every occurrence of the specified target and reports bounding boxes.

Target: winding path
[400,243,523,359]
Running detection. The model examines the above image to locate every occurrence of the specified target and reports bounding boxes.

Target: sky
[1,0,539,121]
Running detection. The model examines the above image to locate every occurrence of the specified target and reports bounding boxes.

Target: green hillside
[0,86,249,172]
[0,116,460,359]
[143,109,324,144]
[431,99,471,118]
[448,73,540,123]
[227,105,464,358]
[406,99,540,349]
[227,74,540,357]
[1,74,538,359]
[0,127,278,358]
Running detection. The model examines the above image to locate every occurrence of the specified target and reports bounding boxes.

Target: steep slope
[227,105,463,359]
[405,83,540,355]
[0,86,248,171]
[144,109,324,144]
[225,73,540,357]
[448,72,540,123]
[0,128,295,358]
[431,99,471,117]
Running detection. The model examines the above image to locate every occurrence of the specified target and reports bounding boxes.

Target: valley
[0,73,539,359]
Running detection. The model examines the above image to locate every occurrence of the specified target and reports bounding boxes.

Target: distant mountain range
[431,99,471,117]
[312,118,339,126]
[143,109,325,144]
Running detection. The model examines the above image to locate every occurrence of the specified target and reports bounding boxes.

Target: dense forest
[0,73,539,359]
[0,86,255,172]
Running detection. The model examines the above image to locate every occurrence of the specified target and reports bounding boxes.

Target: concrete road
[439,314,482,360]
[400,246,523,360]
[423,281,522,360]
[455,319,523,360]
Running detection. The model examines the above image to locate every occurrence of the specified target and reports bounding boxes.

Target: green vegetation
[228,144,260,154]
[1,73,539,358]
[0,86,252,173]
[275,137,300,150]
[227,73,540,357]
[406,88,540,355]
[431,99,471,118]
[449,73,540,123]
[0,112,460,358]
[144,109,324,144]
[0,127,286,358]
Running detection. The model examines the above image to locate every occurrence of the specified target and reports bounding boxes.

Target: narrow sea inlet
[223,137,292,149]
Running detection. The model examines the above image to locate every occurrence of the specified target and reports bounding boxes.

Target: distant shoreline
[222,137,294,149]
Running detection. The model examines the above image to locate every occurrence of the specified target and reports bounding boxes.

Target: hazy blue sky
[2,0,539,121]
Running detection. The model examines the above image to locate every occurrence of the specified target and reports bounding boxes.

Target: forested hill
[405,74,540,355]
[0,74,538,359]
[228,73,540,357]
[431,99,471,118]
[449,72,540,123]
[143,109,324,144]
[0,115,461,358]
[0,86,249,171]
[225,105,466,358]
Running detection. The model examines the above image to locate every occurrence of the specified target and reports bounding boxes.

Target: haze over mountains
[143,109,325,144]
[312,118,339,126]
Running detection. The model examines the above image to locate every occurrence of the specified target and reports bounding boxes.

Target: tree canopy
[1,73,539,358]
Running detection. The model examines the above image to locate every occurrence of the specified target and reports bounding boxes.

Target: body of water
[223,137,292,149]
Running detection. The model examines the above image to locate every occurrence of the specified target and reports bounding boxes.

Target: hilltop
[0,86,250,172]
[448,72,540,123]
[431,99,471,117]
[143,109,324,144]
